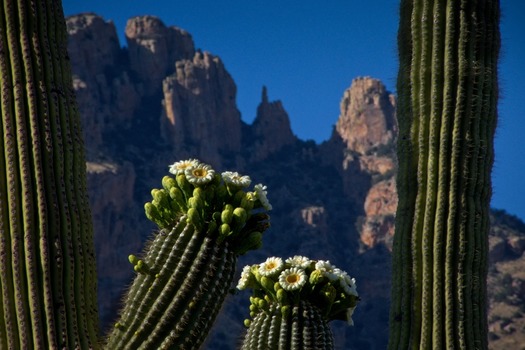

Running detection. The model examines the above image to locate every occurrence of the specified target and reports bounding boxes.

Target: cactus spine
[389,0,500,349]
[0,0,99,348]
[238,256,359,350]
[105,160,271,349]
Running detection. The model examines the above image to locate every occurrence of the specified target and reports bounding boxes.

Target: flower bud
[261,276,275,292]
[128,254,139,266]
[221,206,233,224]
[233,207,247,225]
[276,289,288,304]
[257,298,268,310]
[162,176,177,191]
[187,208,202,229]
[220,223,231,236]
[281,305,291,318]
[309,269,324,285]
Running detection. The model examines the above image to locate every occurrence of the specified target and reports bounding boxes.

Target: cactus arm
[389,0,500,349]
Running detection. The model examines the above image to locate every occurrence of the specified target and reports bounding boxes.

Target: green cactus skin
[242,301,334,350]
[105,219,237,349]
[105,162,271,349]
[389,0,500,349]
[0,0,99,349]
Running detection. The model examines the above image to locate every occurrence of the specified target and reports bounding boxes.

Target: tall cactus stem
[0,0,99,348]
[389,0,500,349]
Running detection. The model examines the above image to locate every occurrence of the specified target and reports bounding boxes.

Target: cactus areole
[389,0,500,349]
[105,159,271,349]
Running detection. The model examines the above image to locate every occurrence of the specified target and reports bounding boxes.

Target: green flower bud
[162,175,178,191]
[257,298,268,310]
[240,196,254,211]
[274,282,282,292]
[152,189,171,211]
[220,223,231,236]
[151,188,160,199]
[128,254,139,266]
[221,206,233,224]
[244,319,251,328]
[309,269,324,285]
[169,187,187,211]
[193,187,204,199]
[187,208,202,229]
[144,202,164,227]
[187,196,203,209]
[251,265,262,283]
[261,276,274,292]
[176,173,192,198]
[133,260,149,273]
[233,207,247,226]
[276,289,288,304]
[281,305,291,318]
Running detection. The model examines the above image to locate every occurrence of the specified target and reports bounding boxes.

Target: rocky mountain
[66,13,525,349]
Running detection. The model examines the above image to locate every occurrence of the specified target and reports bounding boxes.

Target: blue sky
[62,1,525,222]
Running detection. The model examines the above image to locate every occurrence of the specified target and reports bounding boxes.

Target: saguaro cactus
[105,159,271,349]
[238,256,359,349]
[0,0,99,348]
[389,0,500,349]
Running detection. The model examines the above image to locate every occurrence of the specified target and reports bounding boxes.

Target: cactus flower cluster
[238,256,359,349]
[238,256,359,326]
[144,159,271,255]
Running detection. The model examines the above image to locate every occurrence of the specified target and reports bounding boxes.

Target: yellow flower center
[193,168,206,177]
[286,274,299,284]
[266,262,276,270]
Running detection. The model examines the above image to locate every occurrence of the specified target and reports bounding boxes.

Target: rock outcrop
[361,178,397,250]
[67,14,142,155]
[125,15,195,94]
[161,51,242,166]
[334,76,397,157]
[249,87,296,161]
[65,13,525,349]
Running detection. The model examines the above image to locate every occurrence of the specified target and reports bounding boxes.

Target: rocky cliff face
[125,15,195,95]
[67,13,525,350]
[161,51,243,165]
